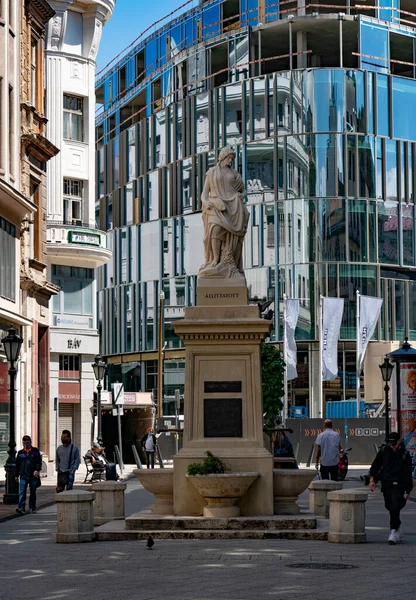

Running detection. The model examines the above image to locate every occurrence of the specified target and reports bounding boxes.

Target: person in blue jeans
[15,435,42,515]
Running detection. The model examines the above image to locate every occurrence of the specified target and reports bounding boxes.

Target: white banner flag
[359,295,383,370]
[284,299,299,381]
[322,297,344,381]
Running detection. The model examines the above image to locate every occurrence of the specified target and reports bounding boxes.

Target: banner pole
[356,290,361,418]
[283,294,288,425]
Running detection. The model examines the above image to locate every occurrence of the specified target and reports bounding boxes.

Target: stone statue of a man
[199,147,249,279]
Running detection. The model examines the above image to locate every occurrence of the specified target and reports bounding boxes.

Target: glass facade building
[96,0,416,418]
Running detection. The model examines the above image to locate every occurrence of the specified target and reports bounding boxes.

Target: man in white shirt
[140,428,157,469]
[315,419,342,480]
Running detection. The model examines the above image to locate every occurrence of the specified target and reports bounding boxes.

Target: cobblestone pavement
[0,470,415,600]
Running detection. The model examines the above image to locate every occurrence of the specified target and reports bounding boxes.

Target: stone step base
[124,512,317,531]
[96,527,328,542]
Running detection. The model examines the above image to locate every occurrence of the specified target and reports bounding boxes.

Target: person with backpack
[369,431,413,545]
[56,430,80,492]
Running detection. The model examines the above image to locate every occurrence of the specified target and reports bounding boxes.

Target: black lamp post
[1,326,23,505]
[379,356,394,442]
[387,338,416,438]
[92,354,107,446]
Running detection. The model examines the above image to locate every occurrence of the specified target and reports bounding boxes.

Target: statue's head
[218,146,235,166]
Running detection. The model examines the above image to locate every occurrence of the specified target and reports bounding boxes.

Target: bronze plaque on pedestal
[204,398,243,437]
[204,381,242,394]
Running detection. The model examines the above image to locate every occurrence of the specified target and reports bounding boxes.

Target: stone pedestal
[309,480,343,518]
[173,302,273,516]
[93,481,127,525]
[55,490,95,543]
[327,489,368,543]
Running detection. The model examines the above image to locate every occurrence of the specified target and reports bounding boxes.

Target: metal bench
[83,456,106,483]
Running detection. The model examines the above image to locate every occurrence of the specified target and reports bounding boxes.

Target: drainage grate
[287,563,358,571]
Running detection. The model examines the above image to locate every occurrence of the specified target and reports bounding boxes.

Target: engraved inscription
[204,381,242,394]
[204,398,243,438]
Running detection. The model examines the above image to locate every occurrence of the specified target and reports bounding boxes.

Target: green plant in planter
[187,451,228,476]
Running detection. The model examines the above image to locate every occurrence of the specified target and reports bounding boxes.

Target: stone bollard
[93,481,127,526]
[327,489,368,543]
[308,480,343,518]
[55,490,95,543]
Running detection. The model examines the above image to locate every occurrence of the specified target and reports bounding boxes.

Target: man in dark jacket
[15,435,42,515]
[369,431,413,545]
[141,428,157,469]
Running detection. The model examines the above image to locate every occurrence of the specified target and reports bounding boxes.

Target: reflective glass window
[379,0,399,23]
[313,70,344,132]
[359,137,375,198]
[145,38,158,77]
[360,23,389,73]
[229,35,249,83]
[348,200,368,262]
[125,182,133,226]
[386,140,398,201]
[376,138,383,199]
[295,265,315,340]
[340,265,377,339]
[402,204,414,266]
[113,137,120,189]
[141,221,161,281]
[196,91,210,153]
[346,71,365,134]
[367,72,375,134]
[247,142,274,204]
[408,144,414,203]
[377,74,389,136]
[378,201,399,264]
[400,143,405,203]
[277,201,292,266]
[311,134,337,197]
[127,126,136,182]
[409,281,416,341]
[241,0,258,26]
[183,213,204,275]
[225,83,243,146]
[337,134,345,196]
[392,78,416,142]
[155,110,166,168]
[148,170,159,220]
[320,198,346,262]
[253,77,266,140]
[395,279,406,340]
[276,73,291,132]
[369,201,377,262]
[202,4,220,40]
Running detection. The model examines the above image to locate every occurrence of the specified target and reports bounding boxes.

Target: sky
[96,0,197,75]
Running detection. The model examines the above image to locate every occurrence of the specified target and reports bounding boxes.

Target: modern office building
[45,0,114,460]
[95,0,416,425]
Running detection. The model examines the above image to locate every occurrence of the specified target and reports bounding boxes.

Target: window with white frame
[63,178,83,225]
[63,95,84,141]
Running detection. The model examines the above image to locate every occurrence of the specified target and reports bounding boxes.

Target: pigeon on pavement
[146,535,154,550]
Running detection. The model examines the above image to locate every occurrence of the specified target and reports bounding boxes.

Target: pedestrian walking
[369,431,413,545]
[315,419,342,480]
[15,435,42,515]
[141,428,157,469]
[56,430,80,492]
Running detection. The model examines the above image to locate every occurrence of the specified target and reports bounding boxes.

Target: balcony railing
[47,219,99,229]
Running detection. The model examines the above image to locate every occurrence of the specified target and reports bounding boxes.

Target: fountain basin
[134,468,173,515]
[187,472,259,517]
[273,469,316,515]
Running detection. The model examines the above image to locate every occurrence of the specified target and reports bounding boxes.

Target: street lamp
[379,356,394,441]
[1,326,23,504]
[157,291,165,419]
[92,354,107,446]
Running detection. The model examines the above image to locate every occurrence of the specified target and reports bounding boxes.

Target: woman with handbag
[15,435,42,515]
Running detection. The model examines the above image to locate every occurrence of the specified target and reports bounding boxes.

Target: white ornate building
[45,0,114,462]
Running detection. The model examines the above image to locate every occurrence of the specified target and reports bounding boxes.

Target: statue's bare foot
[208,259,220,267]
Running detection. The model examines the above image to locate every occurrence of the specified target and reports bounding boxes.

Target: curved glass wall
[97,66,416,357]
